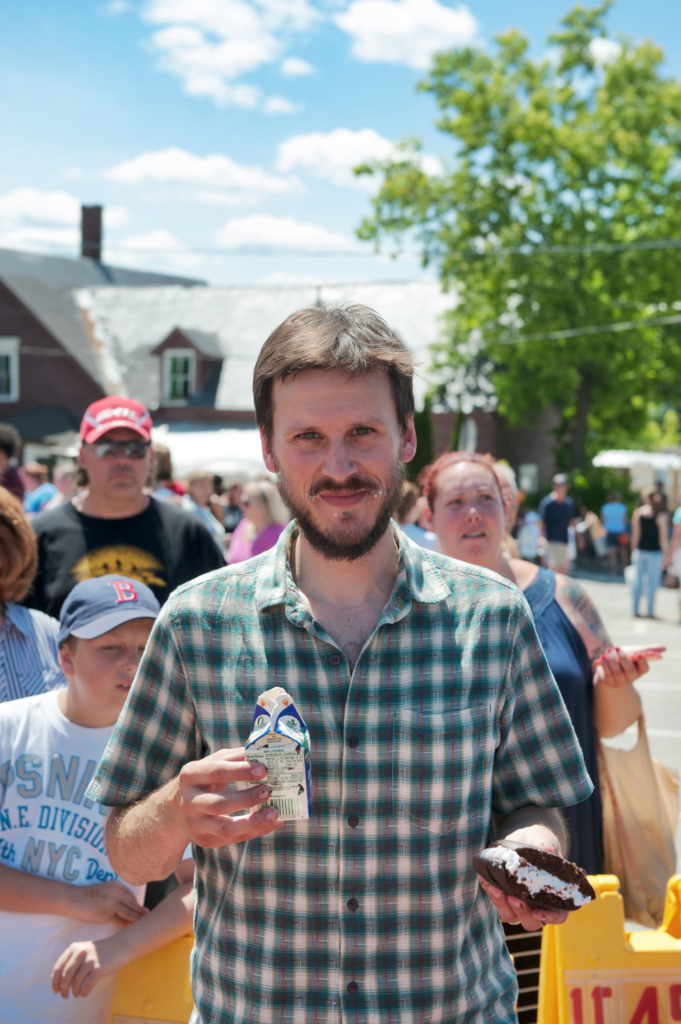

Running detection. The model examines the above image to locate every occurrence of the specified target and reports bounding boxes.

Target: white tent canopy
[152,425,267,483]
[593,449,681,471]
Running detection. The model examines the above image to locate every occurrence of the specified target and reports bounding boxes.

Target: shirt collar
[5,602,32,636]
[256,519,450,615]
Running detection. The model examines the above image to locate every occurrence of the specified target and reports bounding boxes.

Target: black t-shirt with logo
[28,499,226,619]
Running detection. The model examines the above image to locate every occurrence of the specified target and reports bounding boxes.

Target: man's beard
[277,461,405,562]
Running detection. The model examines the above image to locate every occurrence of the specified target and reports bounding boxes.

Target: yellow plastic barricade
[538,875,681,1024]
[109,934,194,1024]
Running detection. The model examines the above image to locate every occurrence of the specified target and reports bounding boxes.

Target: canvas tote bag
[598,715,679,927]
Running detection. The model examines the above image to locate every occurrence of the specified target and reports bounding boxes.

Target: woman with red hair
[0,486,63,701]
[421,451,663,874]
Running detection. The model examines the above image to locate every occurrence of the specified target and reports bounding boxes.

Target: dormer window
[0,338,19,402]
[163,348,196,403]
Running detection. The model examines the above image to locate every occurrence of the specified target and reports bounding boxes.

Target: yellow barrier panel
[109,934,194,1024]
[538,875,681,1024]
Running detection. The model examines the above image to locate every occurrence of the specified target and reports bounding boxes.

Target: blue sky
[0,0,678,284]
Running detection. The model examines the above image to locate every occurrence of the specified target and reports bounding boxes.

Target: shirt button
[329,653,342,666]
[347,814,360,828]
[347,897,359,912]
[347,735,359,749]
[347,981,359,995]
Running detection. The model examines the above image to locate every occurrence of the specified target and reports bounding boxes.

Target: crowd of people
[0,302,672,1023]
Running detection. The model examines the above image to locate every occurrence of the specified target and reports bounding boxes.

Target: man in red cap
[27,397,225,619]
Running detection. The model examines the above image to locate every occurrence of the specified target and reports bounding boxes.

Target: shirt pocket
[392,704,493,835]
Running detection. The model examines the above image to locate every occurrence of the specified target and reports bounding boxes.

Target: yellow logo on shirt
[71,546,167,588]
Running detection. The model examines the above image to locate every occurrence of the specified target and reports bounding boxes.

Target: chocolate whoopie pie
[472,839,595,912]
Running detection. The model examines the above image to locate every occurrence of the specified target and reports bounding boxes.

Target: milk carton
[244,687,312,820]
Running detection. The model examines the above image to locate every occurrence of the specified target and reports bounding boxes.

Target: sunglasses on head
[87,440,150,460]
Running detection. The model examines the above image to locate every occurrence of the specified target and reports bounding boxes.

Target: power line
[7,236,681,259]
[483,311,681,347]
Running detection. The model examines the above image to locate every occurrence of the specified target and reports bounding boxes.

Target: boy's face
[59,619,154,727]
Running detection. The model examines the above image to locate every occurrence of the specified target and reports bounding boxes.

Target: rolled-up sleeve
[86,603,199,807]
[492,593,594,816]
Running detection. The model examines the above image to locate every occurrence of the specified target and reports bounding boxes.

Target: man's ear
[261,427,278,474]
[58,643,76,679]
[421,501,435,532]
[400,416,417,464]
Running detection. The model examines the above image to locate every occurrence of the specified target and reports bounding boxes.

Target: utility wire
[483,312,681,347]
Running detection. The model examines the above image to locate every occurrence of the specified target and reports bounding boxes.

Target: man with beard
[89,305,593,1024]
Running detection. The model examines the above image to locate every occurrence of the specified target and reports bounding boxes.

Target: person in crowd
[27,397,225,619]
[516,508,544,564]
[631,487,669,619]
[43,461,77,511]
[22,461,57,516]
[0,424,24,502]
[150,443,184,503]
[226,478,286,563]
[0,574,194,1023]
[0,486,63,701]
[90,303,594,1024]
[653,480,668,512]
[220,481,244,533]
[181,468,226,547]
[600,490,629,574]
[667,501,681,621]
[421,451,663,874]
[395,480,437,549]
[539,472,578,574]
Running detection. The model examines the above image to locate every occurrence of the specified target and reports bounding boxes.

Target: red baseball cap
[80,396,153,445]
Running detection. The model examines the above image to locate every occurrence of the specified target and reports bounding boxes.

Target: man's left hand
[477,824,569,931]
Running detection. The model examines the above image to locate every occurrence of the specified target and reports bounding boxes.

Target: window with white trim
[0,338,19,402]
[162,349,195,403]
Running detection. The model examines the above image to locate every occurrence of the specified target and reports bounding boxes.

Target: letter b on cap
[108,580,138,604]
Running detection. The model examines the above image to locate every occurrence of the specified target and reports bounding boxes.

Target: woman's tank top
[638,513,661,551]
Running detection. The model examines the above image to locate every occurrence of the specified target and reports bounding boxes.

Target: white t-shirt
[0,689,145,1024]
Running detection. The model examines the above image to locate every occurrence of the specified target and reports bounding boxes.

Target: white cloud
[104,206,131,229]
[106,147,297,196]
[0,226,79,253]
[215,214,360,251]
[263,95,299,115]
[334,0,477,69]
[276,127,442,189]
[0,188,80,226]
[100,0,133,14]
[280,56,314,75]
[141,0,318,109]
[112,228,204,269]
[589,37,621,65]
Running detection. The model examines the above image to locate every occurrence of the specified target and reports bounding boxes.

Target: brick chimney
[81,205,103,261]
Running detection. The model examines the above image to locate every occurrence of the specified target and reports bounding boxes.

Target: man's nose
[321,440,356,481]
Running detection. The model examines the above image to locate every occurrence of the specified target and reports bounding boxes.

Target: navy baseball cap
[58,575,160,647]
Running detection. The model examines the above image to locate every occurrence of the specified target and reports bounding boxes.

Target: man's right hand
[173,746,283,848]
[71,880,149,925]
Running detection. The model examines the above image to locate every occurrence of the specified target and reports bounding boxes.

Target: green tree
[358,2,681,469]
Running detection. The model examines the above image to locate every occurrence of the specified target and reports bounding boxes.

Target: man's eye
[297,432,320,440]
[353,428,373,436]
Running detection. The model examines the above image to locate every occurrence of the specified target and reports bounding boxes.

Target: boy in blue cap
[0,575,194,1023]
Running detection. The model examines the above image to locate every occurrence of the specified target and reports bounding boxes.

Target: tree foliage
[358,2,681,468]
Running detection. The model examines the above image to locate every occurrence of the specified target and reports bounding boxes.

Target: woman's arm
[51,880,194,1000]
[554,576,643,738]
[630,508,641,551]
[0,864,147,924]
[658,512,670,564]
[669,522,681,559]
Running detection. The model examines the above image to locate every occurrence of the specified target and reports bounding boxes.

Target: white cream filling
[482,846,590,907]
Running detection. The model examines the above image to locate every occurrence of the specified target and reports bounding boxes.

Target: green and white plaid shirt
[89,522,592,1024]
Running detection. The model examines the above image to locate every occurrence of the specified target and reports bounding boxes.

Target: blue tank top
[523,568,603,874]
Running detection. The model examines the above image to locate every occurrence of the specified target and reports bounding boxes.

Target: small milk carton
[245,687,312,820]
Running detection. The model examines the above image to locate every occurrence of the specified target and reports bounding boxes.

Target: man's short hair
[0,424,20,460]
[253,304,415,441]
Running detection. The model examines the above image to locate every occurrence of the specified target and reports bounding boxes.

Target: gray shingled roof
[75,281,455,411]
[0,248,203,387]
[174,328,223,359]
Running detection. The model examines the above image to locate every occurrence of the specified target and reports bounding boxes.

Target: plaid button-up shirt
[89,522,592,1024]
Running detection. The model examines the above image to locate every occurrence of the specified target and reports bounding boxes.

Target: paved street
[578,574,681,869]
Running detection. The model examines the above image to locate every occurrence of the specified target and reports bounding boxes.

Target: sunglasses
[87,440,150,460]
